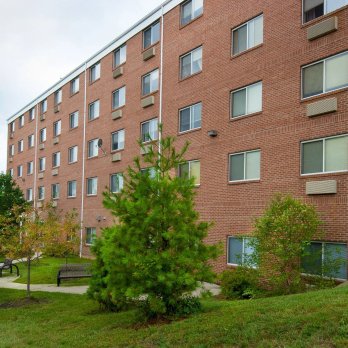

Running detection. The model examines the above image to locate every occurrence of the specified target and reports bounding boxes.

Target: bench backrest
[59,263,91,272]
[1,259,13,269]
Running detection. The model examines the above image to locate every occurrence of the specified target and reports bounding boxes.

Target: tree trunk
[27,255,31,298]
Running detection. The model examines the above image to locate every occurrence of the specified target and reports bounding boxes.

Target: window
[112,87,126,109]
[110,173,124,193]
[143,21,160,49]
[87,139,99,158]
[141,167,157,178]
[68,146,78,164]
[181,0,203,26]
[86,227,96,245]
[231,81,263,118]
[67,180,77,198]
[178,160,200,185]
[9,144,14,157]
[227,236,255,265]
[70,77,79,95]
[301,134,348,175]
[38,186,45,200]
[27,161,33,175]
[51,183,60,199]
[39,128,46,143]
[180,46,202,79]
[229,150,261,182]
[29,108,35,121]
[88,100,100,120]
[90,62,100,83]
[9,168,14,177]
[10,121,15,133]
[179,102,202,132]
[28,134,34,148]
[113,44,126,67]
[69,111,79,129]
[303,0,348,23]
[302,51,348,99]
[26,188,33,202]
[39,157,46,172]
[41,99,47,114]
[111,129,125,151]
[53,120,61,137]
[19,115,24,128]
[302,241,347,279]
[141,118,158,143]
[52,152,61,168]
[54,89,62,105]
[18,139,24,153]
[232,15,263,55]
[17,165,23,177]
[142,69,159,96]
[87,177,98,196]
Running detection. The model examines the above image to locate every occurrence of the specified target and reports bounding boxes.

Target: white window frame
[40,128,46,143]
[302,0,348,24]
[229,149,261,183]
[110,173,124,193]
[39,157,46,172]
[113,44,127,68]
[142,69,159,96]
[178,159,201,186]
[88,100,100,120]
[227,236,255,266]
[67,180,77,198]
[85,227,97,246]
[17,165,23,178]
[143,21,160,49]
[51,183,60,199]
[18,139,24,153]
[26,188,33,202]
[111,129,125,152]
[29,108,35,121]
[53,120,61,137]
[112,87,126,109]
[301,51,348,100]
[19,115,24,128]
[180,46,203,79]
[9,144,14,156]
[230,81,263,118]
[27,161,33,175]
[90,62,101,83]
[68,146,78,164]
[87,139,99,158]
[70,77,80,95]
[54,89,62,105]
[87,177,98,196]
[141,118,158,143]
[9,168,14,177]
[52,152,61,168]
[10,121,15,133]
[232,14,264,56]
[179,102,202,133]
[38,186,45,200]
[28,134,34,148]
[180,0,204,26]
[300,134,348,176]
[41,99,47,114]
[69,111,79,129]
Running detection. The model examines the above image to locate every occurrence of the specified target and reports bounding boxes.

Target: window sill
[179,70,202,83]
[142,41,159,53]
[179,13,203,30]
[68,161,78,165]
[300,171,348,179]
[228,179,261,185]
[111,105,125,113]
[52,198,59,201]
[301,5,348,27]
[178,127,201,136]
[67,196,77,199]
[87,156,99,160]
[301,85,348,103]
[111,148,124,154]
[70,91,79,98]
[231,43,263,60]
[89,78,100,86]
[69,126,79,131]
[113,62,126,71]
[88,116,100,123]
[141,90,158,99]
[87,194,98,197]
[230,111,262,122]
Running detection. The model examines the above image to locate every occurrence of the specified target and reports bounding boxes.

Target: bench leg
[12,264,19,277]
[57,278,60,287]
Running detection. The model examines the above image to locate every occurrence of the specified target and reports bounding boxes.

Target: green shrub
[220,267,259,300]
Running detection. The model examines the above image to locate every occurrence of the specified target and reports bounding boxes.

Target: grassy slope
[12,257,92,285]
[0,287,348,347]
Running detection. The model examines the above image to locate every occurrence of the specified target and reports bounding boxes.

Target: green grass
[11,257,93,286]
[1,286,348,347]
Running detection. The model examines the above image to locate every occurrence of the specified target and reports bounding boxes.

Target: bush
[220,267,259,300]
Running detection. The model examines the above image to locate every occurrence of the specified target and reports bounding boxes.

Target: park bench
[57,263,92,286]
[0,259,19,277]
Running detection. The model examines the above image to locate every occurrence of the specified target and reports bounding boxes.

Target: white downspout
[79,62,88,257]
[158,4,165,154]
[33,103,39,207]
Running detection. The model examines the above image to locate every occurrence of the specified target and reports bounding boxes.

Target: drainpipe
[33,103,39,207]
[79,62,88,257]
[158,4,165,154]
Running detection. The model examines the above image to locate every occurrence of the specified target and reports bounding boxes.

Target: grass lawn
[0,286,348,347]
[12,256,93,286]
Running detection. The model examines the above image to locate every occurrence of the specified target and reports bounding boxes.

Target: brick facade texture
[6,1,348,274]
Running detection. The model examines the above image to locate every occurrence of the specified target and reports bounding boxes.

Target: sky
[0,0,164,173]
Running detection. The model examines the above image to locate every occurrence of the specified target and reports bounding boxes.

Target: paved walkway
[0,274,220,296]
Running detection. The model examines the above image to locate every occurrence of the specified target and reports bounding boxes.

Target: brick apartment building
[6,0,348,278]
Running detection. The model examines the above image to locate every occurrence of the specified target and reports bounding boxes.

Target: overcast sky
[0,0,164,173]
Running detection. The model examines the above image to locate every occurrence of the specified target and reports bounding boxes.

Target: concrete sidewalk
[0,274,220,296]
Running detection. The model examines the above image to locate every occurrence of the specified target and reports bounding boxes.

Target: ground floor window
[86,227,97,246]
[227,236,255,266]
[302,242,347,280]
